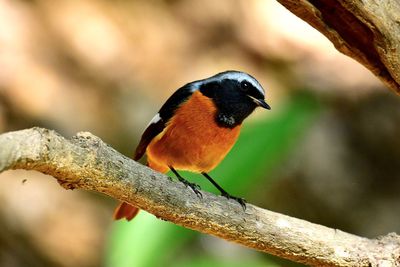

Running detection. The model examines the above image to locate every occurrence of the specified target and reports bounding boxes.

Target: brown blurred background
[0,0,399,267]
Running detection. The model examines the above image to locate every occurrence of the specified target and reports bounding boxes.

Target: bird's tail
[113,201,140,221]
[113,160,168,221]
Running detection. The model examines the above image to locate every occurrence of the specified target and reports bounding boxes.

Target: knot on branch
[72,131,103,149]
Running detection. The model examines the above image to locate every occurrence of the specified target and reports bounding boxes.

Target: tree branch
[276,0,400,95]
[0,128,399,266]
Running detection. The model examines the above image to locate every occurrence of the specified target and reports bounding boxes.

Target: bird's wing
[133,84,197,160]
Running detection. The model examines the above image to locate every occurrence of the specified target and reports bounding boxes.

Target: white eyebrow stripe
[216,72,264,96]
[188,71,265,96]
[146,113,161,127]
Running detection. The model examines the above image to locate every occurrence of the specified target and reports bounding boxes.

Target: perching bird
[114,70,270,221]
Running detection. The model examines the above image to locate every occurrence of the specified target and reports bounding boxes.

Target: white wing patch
[146,113,161,127]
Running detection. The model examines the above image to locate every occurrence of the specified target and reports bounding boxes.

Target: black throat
[199,81,257,128]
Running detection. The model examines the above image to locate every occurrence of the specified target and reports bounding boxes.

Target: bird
[114,70,271,221]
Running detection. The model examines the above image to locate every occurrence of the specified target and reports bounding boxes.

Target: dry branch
[0,127,399,266]
[276,0,400,95]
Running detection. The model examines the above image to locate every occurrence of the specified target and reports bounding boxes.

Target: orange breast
[146,91,241,173]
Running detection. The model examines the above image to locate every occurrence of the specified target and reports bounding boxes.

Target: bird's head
[190,70,270,127]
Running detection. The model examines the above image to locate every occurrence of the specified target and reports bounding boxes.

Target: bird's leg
[169,166,202,198]
[201,172,246,210]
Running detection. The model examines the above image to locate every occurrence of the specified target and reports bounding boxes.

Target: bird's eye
[240,81,251,92]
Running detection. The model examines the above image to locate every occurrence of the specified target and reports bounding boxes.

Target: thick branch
[276,0,400,95]
[0,128,399,266]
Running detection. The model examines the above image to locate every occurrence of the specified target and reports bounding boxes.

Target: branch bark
[0,128,399,266]
[276,0,400,95]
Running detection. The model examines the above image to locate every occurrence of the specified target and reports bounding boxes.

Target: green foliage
[105,93,320,267]
[107,213,194,267]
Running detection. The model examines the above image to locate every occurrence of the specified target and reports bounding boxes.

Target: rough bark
[276,0,400,95]
[0,128,399,267]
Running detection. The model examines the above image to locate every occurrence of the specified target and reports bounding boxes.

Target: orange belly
[146,91,241,173]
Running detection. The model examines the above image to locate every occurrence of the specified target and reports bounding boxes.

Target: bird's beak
[248,95,271,110]
[254,99,271,110]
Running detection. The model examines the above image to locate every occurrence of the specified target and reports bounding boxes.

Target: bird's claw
[179,179,203,199]
[221,192,247,211]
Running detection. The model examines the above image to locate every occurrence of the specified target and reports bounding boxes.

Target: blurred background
[0,0,399,266]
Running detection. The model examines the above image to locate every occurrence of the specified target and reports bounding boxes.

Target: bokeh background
[0,0,399,266]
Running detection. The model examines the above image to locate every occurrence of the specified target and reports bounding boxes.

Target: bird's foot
[221,192,246,211]
[178,177,203,199]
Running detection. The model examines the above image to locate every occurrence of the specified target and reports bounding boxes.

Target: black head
[190,71,270,128]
